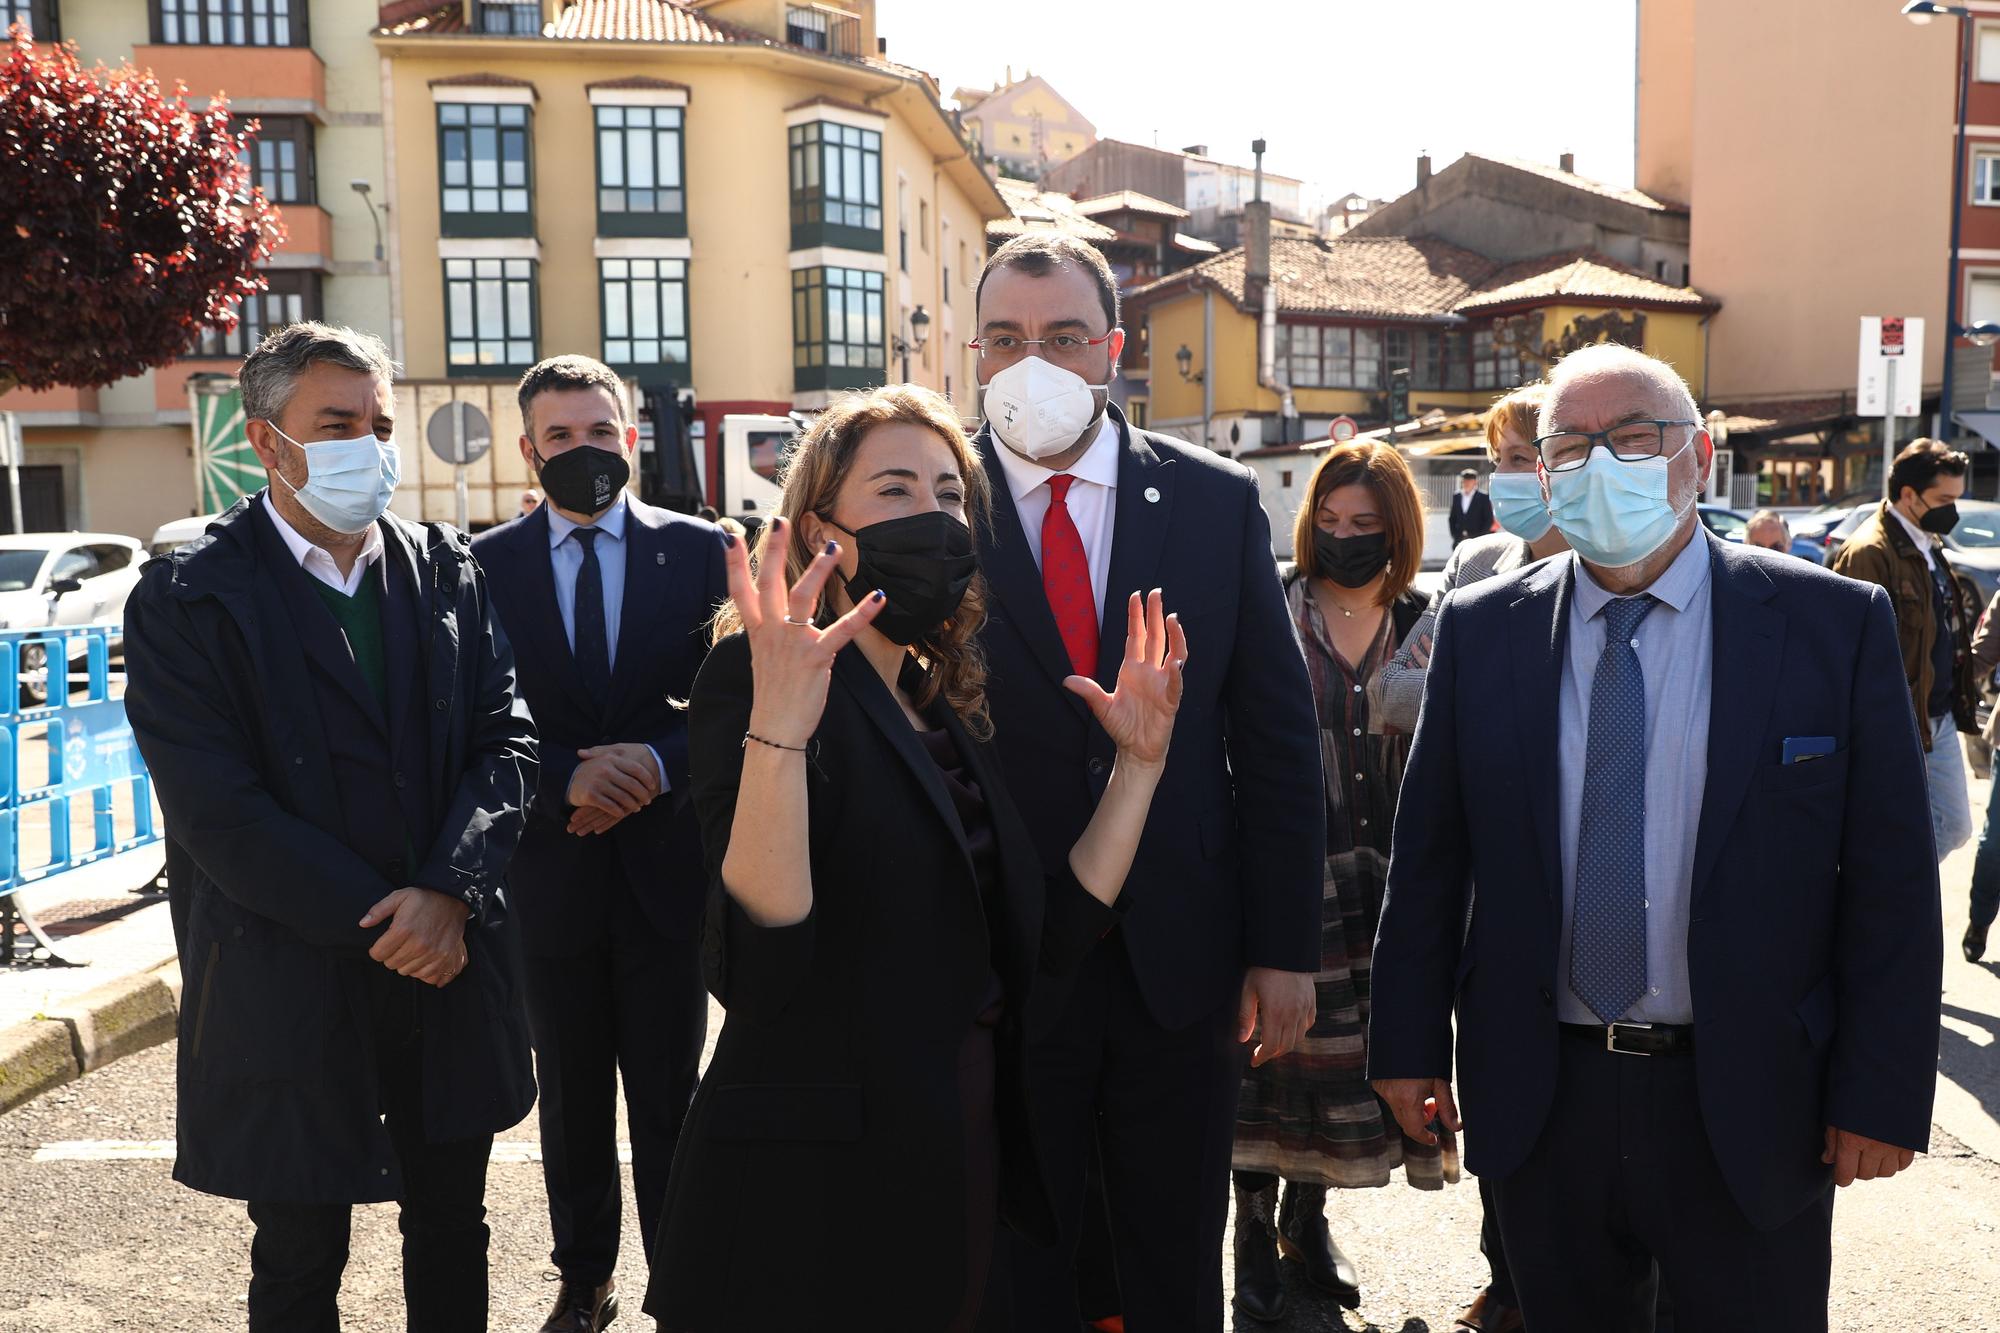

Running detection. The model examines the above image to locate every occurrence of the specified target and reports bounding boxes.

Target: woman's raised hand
[726,517,885,749]
[1065,590,1187,770]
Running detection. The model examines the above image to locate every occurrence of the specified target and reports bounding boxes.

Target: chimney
[877,36,886,54]
[1005,64,1013,85]
[1245,139,1271,299]
[1559,151,1575,173]
[1417,152,1432,187]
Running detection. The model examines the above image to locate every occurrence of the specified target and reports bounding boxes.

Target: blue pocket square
[1781,735,1836,765]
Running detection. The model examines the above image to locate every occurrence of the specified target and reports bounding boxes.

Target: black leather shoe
[1278,1181,1361,1309]
[1967,922,1990,963]
[1231,1178,1287,1323]
[540,1277,618,1333]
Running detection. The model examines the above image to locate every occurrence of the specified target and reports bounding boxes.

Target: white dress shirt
[992,415,1120,617]
[262,494,383,596]
[1890,504,1939,571]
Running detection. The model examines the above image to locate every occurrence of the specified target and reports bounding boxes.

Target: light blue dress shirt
[1556,530,1713,1025]
[544,495,666,792]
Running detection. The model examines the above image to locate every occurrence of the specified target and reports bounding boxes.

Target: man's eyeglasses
[1534,419,1699,473]
[966,330,1118,369]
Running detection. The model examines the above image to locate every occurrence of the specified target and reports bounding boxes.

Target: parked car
[0,533,145,704]
[1816,498,2000,624]
[1697,505,1827,564]
[147,513,218,557]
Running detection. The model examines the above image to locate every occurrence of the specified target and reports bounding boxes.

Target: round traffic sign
[425,402,493,466]
[1329,415,1359,443]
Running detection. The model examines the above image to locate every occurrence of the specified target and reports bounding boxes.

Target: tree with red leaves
[0,29,280,396]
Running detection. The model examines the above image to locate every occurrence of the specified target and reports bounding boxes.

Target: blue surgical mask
[1546,436,1693,568]
[268,423,400,535]
[1488,470,1553,543]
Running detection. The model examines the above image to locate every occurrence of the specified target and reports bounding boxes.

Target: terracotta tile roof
[987,177,1117,242]
[379,0,464,34]
[1456,249,1717,314]
[1709,394,1852,436]
[1128,234,1498,320]
[428,71,537,88]
[377,0,446,28]
[1074,190,1188,221]
[546,0,749,42]
[1474,154,1687,214]
[1173,232,1220,255]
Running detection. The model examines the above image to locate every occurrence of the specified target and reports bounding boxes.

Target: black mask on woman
[1920,500,1961,536]
[1313,529,1391,589]
[824,511,978,646]
[533,445,631,517]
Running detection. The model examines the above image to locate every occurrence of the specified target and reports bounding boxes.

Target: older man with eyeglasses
[1371,344,1941,1332]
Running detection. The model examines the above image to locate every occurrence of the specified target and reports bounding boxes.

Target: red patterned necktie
[1041,474,1099,678]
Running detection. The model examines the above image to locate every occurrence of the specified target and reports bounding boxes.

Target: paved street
[3,779,2000,1330]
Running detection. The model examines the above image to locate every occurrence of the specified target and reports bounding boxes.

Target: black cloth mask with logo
[534,445,631,517]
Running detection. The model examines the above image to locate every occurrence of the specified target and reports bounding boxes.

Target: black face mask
[1313,529,1391,589]
[825,511,978,646]
[533,445,630,517]
[1920,500,1961,536]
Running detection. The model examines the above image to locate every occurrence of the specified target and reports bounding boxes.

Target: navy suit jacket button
[1539,987,1555,1007]
[1087,757,1107,777]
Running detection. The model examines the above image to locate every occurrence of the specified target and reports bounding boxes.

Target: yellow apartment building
[373,0,1007,519]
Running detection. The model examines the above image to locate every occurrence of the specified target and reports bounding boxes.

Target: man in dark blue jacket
[125,322,537,1331]
[471,356,725,1333]
[1370,344,1941,1331]
[971,233,1325,1330]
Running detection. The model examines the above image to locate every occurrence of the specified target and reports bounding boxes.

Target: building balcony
[131,45,326,118]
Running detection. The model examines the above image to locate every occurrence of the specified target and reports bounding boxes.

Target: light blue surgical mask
[1488,470,1553,543]
[1546,436,1693,568]
[267,422,400,535]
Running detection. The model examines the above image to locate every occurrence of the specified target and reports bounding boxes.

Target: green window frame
[445,257,538,376]
[792,266,885,392]
[438,102,533,238]
[600,258,690,377]
[788,120,882,252]
[595,104,686,238]
[153,0,303,46]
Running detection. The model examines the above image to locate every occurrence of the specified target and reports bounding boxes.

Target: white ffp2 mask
[981,356,1107,460]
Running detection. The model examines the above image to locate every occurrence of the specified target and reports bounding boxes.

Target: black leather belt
[1560,1021,1695,1056]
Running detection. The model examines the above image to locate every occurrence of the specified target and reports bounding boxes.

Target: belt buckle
[1605,1022,1655,1056]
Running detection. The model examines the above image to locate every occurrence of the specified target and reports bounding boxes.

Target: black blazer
[123,496,537,1204]
[974,407,1325,1032]
[1368,535,1942,1231]
[645,634,1119,1331]
[1449,489,1494,543]
[471,499,726,950]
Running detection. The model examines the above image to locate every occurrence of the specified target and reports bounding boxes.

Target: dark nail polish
[720,531,736,549]
[772,516,786,530]
[873,589,886,602]
[824,541,838,556]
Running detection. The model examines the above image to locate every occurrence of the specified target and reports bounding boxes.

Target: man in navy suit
[470,357,725,1333]
[1369,344,1940,1331]
[970,233,1325,1331]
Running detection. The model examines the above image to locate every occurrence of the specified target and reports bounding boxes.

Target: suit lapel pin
[1144,487,1161,504]
[656,552,666,565]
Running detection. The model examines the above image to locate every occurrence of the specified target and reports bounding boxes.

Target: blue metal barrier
[0,626,162,965]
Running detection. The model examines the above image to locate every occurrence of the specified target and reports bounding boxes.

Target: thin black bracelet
[743,731,809,753]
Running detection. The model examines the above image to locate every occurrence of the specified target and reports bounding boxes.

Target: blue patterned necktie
[571,527,612,696]
[1570,593,1657,1025]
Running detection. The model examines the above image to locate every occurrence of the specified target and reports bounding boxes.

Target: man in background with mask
[968,231,1325,1330]
[469,355,724,1333]
[124,322,538,1329]
[1370,343,1941,1330]
[1831,439,1979,860]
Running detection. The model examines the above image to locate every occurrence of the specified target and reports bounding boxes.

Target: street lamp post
[1905,1,1976,439]
[892,305,931,383]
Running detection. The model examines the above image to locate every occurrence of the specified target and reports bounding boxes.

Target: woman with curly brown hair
[644,384,1188,1332]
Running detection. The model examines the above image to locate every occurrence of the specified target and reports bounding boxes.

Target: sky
[874,0,1641,205]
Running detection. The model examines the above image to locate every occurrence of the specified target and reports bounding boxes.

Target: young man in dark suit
[1449,467,1494,546]
[471,357,726,1333]
[971,233,1325,1331]
[1370,344,1941,1331]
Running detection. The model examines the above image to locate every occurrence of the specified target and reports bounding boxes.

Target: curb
[0,957,181,1114]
